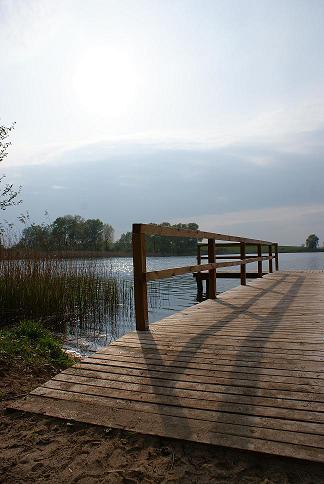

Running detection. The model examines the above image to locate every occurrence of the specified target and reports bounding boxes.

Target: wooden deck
[9,271,324,462]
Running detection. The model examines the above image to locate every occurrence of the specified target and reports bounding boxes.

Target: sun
[73,46,142,118]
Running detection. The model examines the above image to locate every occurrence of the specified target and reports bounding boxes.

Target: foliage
[114,231,132,252]
[0,320,73,369]
[305,234,319,250]
[16,217,201,255]
[115,222,200,255]
[18,214,114,251]
[0,123,21,211]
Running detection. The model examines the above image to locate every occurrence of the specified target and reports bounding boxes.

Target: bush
[0,320,74,369]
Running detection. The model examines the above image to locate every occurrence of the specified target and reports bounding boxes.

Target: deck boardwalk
[9,271,324,462]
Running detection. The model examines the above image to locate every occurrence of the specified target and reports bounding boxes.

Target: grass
[0,254,133,331]
[0,320,74,370]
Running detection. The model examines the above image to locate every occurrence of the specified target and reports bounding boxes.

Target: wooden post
[240,242,246,285]
[208,238,216,299]
[268,244,273,273]
[275,243,279,271]
[132,224,149,331]
[197,244,201,265]
[257,244,263,278]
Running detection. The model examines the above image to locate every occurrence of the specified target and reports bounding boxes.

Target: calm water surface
[64,252,324,355]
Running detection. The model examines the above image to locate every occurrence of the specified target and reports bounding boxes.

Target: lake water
[64,252,324,355]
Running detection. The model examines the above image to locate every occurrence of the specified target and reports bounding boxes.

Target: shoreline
[1,248,324,260]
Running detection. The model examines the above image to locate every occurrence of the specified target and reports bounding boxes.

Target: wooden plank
[33,381,324,423]
[120,333,324,351]
[13,389,324,438]
[74,362,324,394]
[145,256,274,282]
[81,356,324,385]
[195,272,266,279]
[86,353,324,377]
[62,367,324,402]
[10,394,324,462]
[148,328,324,343]
[135,223,274,245]
[44,379,324,422]
[111,340,324,362]
[112,336,324,354]
[27,387,324,448]
[98,346,324,371]
[76,359,323,393]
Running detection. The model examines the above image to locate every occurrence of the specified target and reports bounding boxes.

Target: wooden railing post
[208,238,216,299]
[275,243,279,271]
[132,224,149,331]
[240,242,246,285]
[268,244,273,273]
[197,244,201,265]
[257,244,263,277]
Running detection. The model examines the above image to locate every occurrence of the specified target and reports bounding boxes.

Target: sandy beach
[1,363,324,484]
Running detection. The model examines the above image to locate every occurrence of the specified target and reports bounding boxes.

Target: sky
[1,0,324,244]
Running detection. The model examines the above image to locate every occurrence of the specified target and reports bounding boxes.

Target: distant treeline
[278,245,324,253]
[12,216,323,255]
[17,215,114,251]
[15,217,200,255]
[115,222,200,255]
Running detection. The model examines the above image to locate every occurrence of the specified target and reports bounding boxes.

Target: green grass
[0,255,133,329]
[0,320,74,369]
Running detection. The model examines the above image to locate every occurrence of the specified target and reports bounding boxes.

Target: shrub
[0,320,74,369]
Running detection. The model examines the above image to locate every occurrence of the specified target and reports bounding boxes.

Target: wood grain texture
[8,271,324,463]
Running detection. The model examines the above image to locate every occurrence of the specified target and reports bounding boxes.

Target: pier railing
[132,223,278,330]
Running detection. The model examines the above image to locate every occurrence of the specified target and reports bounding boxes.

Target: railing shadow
[137,272,305,440]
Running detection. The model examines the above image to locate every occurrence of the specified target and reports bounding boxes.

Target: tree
[305,234,319,250]
[19,224,50,250]
[82,218,104,250]
[51,215,84,249]
[0,123,21,210]
[17,214,115,251]
[114,232,132,252]
[145,222,200,255]
[102,223,114,250]
[114,222,200,255]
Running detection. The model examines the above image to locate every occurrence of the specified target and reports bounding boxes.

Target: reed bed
[0,255,134,332]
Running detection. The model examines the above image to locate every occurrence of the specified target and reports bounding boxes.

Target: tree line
[16,217,200,255]
[17,215,114,251]
[115,222,199,255]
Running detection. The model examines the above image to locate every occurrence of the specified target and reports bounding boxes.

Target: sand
[1,364,324,484]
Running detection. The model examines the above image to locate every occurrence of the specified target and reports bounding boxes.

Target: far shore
[1,246,324,260]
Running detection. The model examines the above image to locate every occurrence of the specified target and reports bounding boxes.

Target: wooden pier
[9,225,324,463]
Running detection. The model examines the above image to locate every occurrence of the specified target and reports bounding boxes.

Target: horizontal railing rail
[133,223,274,245]
[132,223,279,330]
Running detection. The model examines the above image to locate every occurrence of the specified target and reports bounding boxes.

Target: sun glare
[73,46,142,118]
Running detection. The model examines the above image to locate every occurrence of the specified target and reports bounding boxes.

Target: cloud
[3,139,324,245]
[179,204,324,227]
